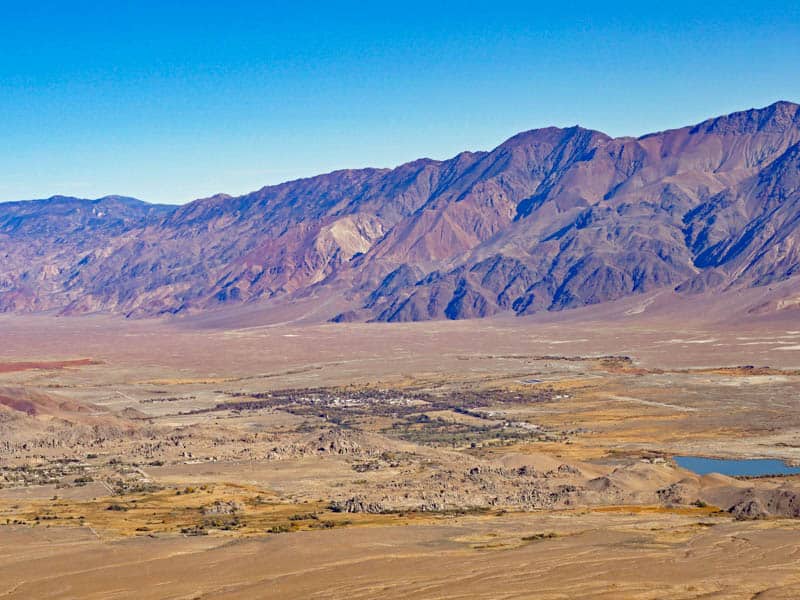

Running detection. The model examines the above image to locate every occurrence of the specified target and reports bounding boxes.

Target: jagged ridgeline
[2,101,800,320]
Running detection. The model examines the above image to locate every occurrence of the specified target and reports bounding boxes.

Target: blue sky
[1,1,798,204]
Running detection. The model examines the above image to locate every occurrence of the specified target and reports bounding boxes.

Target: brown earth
[1,311,800,598]
[0,358,97,374]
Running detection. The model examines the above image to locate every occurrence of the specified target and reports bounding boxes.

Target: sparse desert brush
[521,533,557,541]
[289,512,317,521]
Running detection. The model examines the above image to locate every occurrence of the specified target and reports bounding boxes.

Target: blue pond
[674,455,800,477]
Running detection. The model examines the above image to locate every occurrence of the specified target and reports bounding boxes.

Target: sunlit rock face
[2,102,800,321]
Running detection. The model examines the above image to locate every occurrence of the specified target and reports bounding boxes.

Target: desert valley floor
[2,306,800,599]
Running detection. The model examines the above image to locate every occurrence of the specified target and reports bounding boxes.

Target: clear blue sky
[1,1,798,204]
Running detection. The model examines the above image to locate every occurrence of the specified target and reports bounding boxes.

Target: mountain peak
[2,102,800,321]
[498,125,610,150]
[690,100,800,135]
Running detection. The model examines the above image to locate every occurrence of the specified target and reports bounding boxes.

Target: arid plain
[2,302,800,599]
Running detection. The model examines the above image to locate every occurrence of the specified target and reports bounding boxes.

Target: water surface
[675,455,800,477]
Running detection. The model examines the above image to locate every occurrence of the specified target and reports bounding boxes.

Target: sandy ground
[1,307,800,381]
[3,513,800,599]
[2,310,800,598]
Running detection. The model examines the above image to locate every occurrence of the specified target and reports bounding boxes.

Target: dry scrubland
[2,312,800,598]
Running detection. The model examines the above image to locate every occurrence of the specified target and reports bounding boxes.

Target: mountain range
[3,101,800,322]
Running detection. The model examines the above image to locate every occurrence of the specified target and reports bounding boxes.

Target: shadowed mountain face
[2,101,800,320]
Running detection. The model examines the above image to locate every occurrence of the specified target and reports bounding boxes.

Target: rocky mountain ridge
[2,101,800,321]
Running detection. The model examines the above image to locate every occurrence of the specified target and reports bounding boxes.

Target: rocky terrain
[2,101,800,320]
[3,337,800,521]
[2,313,800,598]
